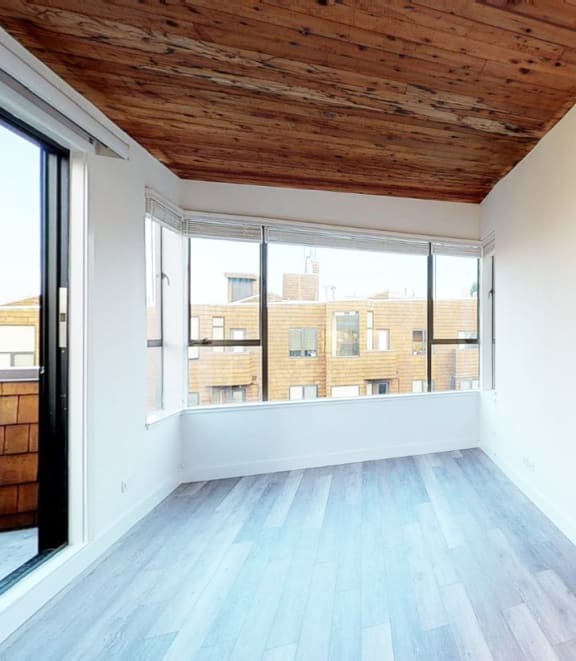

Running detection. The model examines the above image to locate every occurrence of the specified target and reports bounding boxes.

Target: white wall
[0,29,183,642]
[481,104,576,544]
[87,142,182,538]
[181,181,481,240]
[182,392,480,481]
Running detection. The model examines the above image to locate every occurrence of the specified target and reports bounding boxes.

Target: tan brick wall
[0,380,39,531]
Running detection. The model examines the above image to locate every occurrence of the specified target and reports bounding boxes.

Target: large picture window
[185,218,480,407]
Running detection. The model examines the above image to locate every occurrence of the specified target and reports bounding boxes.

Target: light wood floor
[0,528,37,582]
[2,449,576,660]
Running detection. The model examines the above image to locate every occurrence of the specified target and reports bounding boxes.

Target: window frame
[186,227,480,406]
[427,250,480,392]
[145,219,165,413]
[288,327,318,358]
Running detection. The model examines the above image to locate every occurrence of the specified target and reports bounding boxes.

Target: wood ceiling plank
[412,0,576,47]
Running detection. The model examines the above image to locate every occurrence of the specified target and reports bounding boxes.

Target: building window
[212,316,225,352]
[413,329,426,355]
[367,311,374,351]
[366,380,389,395]
[289,384,318,401]
[412,379,426,393]
[145,218,163,413]
[212,386,247,405]
[289,328,318,357]
[377,329,390,352]
[333,312,359,357]
[459,379,480,391]
[331,385,360,398]
[0,325,36,368]
[230,328,247,353]
[227,276,255,302]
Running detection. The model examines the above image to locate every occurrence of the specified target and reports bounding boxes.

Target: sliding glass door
[0,111,68,588]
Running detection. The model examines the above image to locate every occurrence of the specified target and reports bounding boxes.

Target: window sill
[183,389,480,415]
[145,408,181,428]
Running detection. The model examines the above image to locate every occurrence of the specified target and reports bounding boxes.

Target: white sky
[0,123,41,305]
[189,239,477,304]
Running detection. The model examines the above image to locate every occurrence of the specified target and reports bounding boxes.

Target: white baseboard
[482,444,576,547]
[0,477,179,645]
[183,438,480,482]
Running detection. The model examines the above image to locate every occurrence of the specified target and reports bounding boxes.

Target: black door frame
[0,109,69,590]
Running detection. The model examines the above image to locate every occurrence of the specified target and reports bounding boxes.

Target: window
[331,385,360,398]
[333,312,359,357]
[459,379,480,391]
[212,316,224,353]
[412,380,426,393]
[145,218,163,413]
[0,325,36,368]
[188,392,199,406]
[367,380,389,395]
[212,386,247,405]
[289,328,318,357]
[431,253,479,391]
[186,219,479,407]
[228,276,255,302]
[413,329,426,355]
[377,329,390,352]
[230,328,247,353]
[189,237,261,406]
[367,311,374,351]
[289,385,318,400]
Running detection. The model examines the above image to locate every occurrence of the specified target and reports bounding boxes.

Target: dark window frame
[187,235,480,403]
[0,109,70,593]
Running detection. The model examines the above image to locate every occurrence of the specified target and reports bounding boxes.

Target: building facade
[188,268,478,406]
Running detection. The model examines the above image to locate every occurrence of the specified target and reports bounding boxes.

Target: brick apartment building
[189,261,479,406]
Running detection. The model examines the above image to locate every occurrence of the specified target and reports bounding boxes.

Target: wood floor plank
[295,561,337,661]
[263,470,304,529]
[262,643,297,661]
[415,454,465,549]
[404,521,448,631]
[504,603,559,661]
[361,623,394,661]
[441,583,494,661]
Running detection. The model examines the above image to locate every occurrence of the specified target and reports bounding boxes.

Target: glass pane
[267,243,427,401]
[431,344,479,392]
[0,123,41,577]
[433,255,478,340]
[189,237,260,341]
[187,346,261,407]
[146,346,163,411]
[145,219,162,342]
[0,125,41,370]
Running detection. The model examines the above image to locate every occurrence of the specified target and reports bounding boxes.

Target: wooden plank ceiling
[1,1,576,202]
